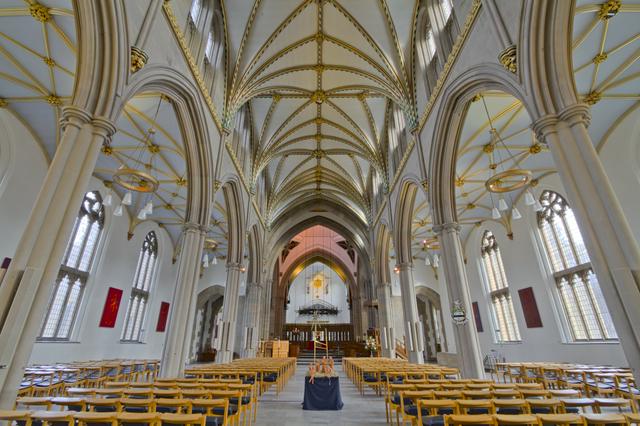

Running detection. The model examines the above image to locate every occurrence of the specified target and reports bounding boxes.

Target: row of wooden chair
[0,409,210,426]
[391,395,637,426]
[437,413,640,426]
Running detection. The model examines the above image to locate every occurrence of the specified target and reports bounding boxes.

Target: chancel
[0,0,639,425]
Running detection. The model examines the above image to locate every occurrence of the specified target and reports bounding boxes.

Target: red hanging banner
[156,302,170,332]
[99,287,123,328]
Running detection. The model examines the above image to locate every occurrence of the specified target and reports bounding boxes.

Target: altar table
[302,376,344,410]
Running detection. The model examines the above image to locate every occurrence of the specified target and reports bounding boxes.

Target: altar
[302,376,343,410]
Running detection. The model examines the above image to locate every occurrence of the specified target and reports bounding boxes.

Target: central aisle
[254,362,388,425]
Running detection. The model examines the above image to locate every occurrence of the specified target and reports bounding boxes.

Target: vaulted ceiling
[222,0,419,226]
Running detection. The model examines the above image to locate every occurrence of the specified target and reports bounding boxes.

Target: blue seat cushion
[531,407,552,414]
[212,406,238,416]
[405,405,429,416]
[364,376,378,383]
[391,394,413,405]
[229,397,251,406]
[467,408,490,415]
[497,408,523,415]
[94,405,118,412]
[437,408,454,415]
[123,407,149,413]
[263,374,277,382]
[156,406,178,413]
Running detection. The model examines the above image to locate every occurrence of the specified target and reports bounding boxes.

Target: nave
[1,0,640,424]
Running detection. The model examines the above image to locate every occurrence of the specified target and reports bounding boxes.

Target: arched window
[481,230,521,342]
[537,190,617,341]
[416,5,440,95]
[122,231,158,342]
[189,0,202,23]
[40,191,105,340]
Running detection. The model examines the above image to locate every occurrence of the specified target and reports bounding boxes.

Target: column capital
[226,262,243,271]
[60,105,92,131]
[396,262,413,271]
[247,282,262,290]
[182,221,207,234]
[558,103,591,128]
[432,222,461,235]
[531,114,559,144]
[91,116,117,141]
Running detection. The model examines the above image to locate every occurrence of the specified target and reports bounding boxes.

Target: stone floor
[254,364,388,425]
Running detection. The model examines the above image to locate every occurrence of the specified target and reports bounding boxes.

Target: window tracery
[40,191,104,340]
[537,190,617,341]
[122,231,158,342]
[481,230,521,342]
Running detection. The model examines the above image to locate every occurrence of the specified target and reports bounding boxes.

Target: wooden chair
[120,397,155,413]
[31,410,75,426]
[189,398,229,426]
[116,412,159,426]
[50,396,86,411]
[154,389,182,399]
[493,390,522,399]
[582,413,626,425]
[94,388,125,399]
[0,409,32,426]
[399,390,434,426]
[526,398,562,414]
[123,389,153,399]
[85,397,121,412]
[417,399,458,426]
[457,399,495,415]
[74,412,118,426]
[209,391,241,426]
[159,413,206,426]
[227,383,256,425]
[593,397,636,413]
[66,388,96,398]
[444,414,495,426]
[537,413,585,426]
[155,398,192,414]
[387,384,415,425]
[560,398,596,414]
[435,391,464,400]
[463,390,493,400]
[14,397,52,411]
[494,414,538,425]
[494,399,529,415]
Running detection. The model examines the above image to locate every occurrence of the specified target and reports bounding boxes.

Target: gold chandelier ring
[485,169,532,193]
[113,168,159,193]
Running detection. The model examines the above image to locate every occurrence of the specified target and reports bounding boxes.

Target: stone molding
[432,222,461,234]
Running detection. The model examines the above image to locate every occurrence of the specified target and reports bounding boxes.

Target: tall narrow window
[205,31,214,62]
[441,0,453,22]
[40,191,104,340]
[122,231,158,342]
[189,0,202,23]
[537,190,617,341]
[425,28,437,62]
[481,231,521,342]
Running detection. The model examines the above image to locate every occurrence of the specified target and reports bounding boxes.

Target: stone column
[216,263,242,363]
[434,222,484,378]
[241,282,262,358]
[161,223,206,376]
[261,278,273,339]
[533,104,640,379]
[0,107,116,408]
[376,282,395,358]
[397,263,425,364]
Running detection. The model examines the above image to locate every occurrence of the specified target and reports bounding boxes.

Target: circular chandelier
[485,169,532,193]
[113,167,159,193]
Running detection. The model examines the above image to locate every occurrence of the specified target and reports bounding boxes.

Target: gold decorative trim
[29,4,51,22]
[113,167,160,193]
[598,0,621,20]
[498,45,517,73]
[130,46,148,73]
[485,169,532,193]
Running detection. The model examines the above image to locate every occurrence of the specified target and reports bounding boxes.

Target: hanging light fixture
[492,207,501,220]
[432,253,440,268]
[112,97,164,218]
[424,255,431,266]
[104,190,113,207]
[122,191,133,206]
[114,204,124,217]
[524,190,536,206]
[212,254,218,265]
[479,95,533,203]
[202,253,209,268]
[511,207,522,220]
